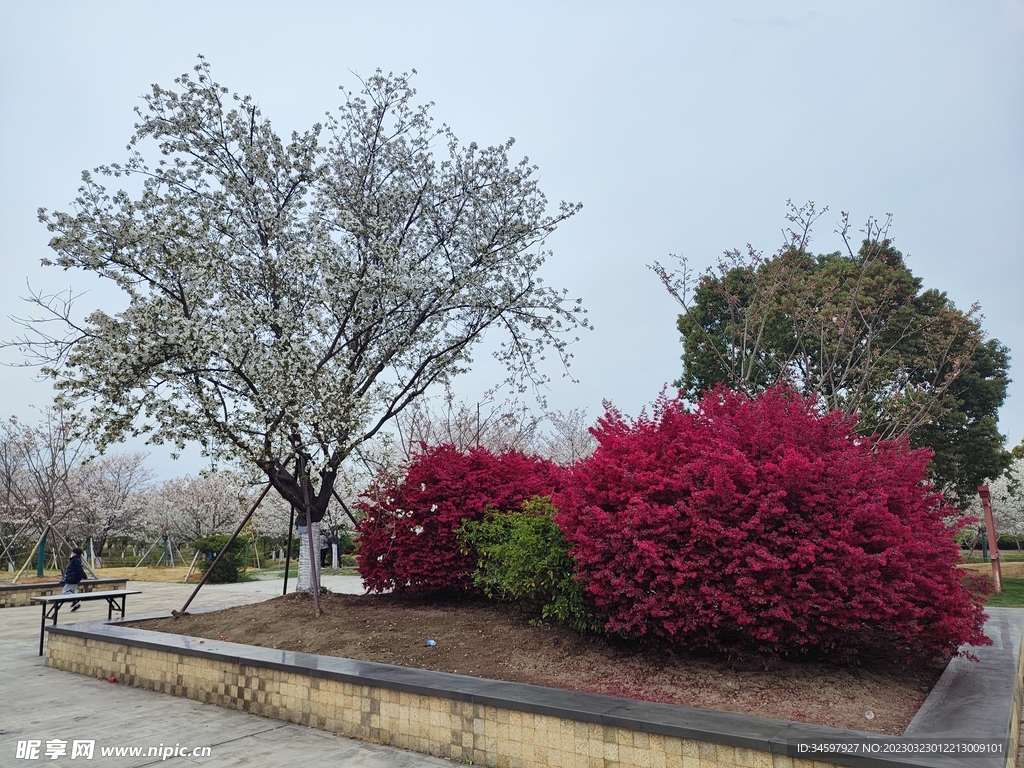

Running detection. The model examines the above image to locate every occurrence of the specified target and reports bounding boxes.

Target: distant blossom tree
[68,451,152,558]
[0,406,86,537]
[395,388,545,456]
[540,407,597,466]
[0,407,152,566]
[141,471,249,545]
[10,58,587,597]
[960,457,1024,549]
[248,489,294,547]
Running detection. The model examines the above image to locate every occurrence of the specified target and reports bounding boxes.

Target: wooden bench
[31,589,141,656]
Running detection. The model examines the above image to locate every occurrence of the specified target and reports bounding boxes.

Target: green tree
[9,59,588,592]
[912,338,1010,501]
[1012,438,1024,460]
[652,202,1009,501]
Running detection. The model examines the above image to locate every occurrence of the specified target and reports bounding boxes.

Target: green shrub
[193,535,246,584]
[457,497,600,633]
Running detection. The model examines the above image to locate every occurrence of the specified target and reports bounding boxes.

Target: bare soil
[132,592,944,735]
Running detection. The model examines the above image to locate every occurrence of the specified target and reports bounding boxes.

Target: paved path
[0,578,451,767]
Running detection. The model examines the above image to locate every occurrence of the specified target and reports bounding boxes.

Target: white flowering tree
[11,59,587,593]
[395,388,545,456]
[0,408,152,570]
[957,456,1024,552]
[248,489,293,547]
[988,457,1024,546]
[0,407,85,533]
[69,451,153,561]
[142,471,249,545]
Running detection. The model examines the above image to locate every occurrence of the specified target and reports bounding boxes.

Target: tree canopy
[12,58,588,528]
[652,203,1009,501]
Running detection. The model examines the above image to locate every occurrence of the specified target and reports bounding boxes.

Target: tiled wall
[0,579,128,608]
[46,633,824,768]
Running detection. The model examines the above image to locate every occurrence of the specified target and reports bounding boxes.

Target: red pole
[978,485,1002,594]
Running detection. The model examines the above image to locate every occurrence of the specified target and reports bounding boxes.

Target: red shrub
[357,444,564,593]
[555,386,989,662]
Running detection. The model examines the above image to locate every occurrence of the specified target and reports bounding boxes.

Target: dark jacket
[62,555,86,585]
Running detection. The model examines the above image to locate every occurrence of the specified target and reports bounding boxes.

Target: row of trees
[0,407,292,566]
[0,395,595,570]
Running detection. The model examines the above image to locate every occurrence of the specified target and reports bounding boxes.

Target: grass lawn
[982,578,1024,608]
[961,551,1024,563]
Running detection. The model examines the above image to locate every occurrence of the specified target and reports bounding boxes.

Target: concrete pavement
[0,577,452,767]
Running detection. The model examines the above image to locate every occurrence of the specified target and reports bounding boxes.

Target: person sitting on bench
[59,547,86,612]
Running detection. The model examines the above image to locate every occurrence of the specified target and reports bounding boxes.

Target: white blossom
[13,59,588,594]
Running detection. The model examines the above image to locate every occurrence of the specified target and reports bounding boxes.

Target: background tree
[0,407,85,539]
[1012,437,1024,460]
[652,202,1009,501]
[142,471,248,545]
[350,391,596,502]
[960,456,1024,550]
[68,451,152,560]
[540,407,597,466]
[247,488,295,549]
[12,59,587,593]
[0,407,156,568]
[396,388,545,456]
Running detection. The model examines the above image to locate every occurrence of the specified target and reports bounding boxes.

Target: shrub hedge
[356,445,563,593]
[457,497,600,633]
[555,386,989,662]
[193,534,246,584]
[354,386,989,663]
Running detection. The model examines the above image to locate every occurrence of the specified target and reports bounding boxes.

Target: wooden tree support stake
[978,485,1002,594]
[173,483,272,617]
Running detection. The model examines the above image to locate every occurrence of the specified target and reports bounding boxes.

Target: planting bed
[132,592,944,735]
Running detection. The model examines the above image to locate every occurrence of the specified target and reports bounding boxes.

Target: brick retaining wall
[0,578,128,608]
[44,610,1024,768]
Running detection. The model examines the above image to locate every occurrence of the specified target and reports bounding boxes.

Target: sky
[1,1,1022,480]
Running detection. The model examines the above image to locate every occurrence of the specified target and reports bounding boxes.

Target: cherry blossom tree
[0,408,152,568]
[142,471,249,545]
[960,457,1024,550]
[540,408,597,466]
[68,452,152,559]
[396,388,545,456]
[0,407,85,537]
[391,388,597,466]
[12,59,587,593]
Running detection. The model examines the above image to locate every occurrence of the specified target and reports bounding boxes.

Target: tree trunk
[295,522,321,593]
[262,461,338,526]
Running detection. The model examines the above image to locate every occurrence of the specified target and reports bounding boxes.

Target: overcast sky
[1,1,1021,479]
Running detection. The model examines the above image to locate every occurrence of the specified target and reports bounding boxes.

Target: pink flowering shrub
[357,444,564,593]
[555,385,989,661]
